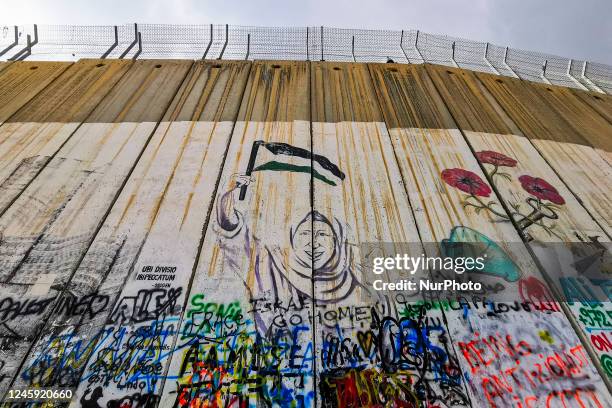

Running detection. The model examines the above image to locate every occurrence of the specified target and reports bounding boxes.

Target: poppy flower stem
[489,165,498,178]
[466,195,510,220]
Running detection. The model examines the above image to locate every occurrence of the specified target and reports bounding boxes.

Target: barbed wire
[0,23,610,94]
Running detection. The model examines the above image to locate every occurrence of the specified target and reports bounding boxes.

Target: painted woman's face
[293,219,337,270]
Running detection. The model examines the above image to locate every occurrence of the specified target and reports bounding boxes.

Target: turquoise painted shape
[442,226,521,282]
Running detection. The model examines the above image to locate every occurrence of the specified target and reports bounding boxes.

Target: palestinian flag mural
[239,141,345,200]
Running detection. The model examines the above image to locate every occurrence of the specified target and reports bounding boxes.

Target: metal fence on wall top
[1,23,610,94]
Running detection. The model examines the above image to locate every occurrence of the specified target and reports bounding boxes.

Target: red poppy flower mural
[443,149,567,240]
[441,168,508,219]
[441,168,492,197]
[476,150,517,181]
[518,175,565,205]
[476,151,517,167]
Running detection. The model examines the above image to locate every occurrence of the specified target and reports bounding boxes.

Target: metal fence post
[29,24,38,52]
[502,46,519,78]
[245,33,250,60]
[320,26,324,61]
[541,60,552,85]
[399,30,410,63]
[306,27,309,61]
[133,31,142,60]
[218,24,228,60]
[101,26,119,59]
[450,41,458,67]
[414,30,425,63]
[119,23,139,59]
[581,61,604,93]
[483,42,500,75]
[565,59,588,91]
[21,34,32,60]
[202,24,213,60]
[0,26,19,58]
[351,35,356,62]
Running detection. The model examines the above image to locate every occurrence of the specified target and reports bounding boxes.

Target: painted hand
[228,173,254,191]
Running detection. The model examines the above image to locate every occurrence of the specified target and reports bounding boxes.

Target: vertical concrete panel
[570,89,612,124]
[21,60,255,406]
[0,61,70,125]
[427,63,612,385]
[156,60,315,407]
[0,60,133,215]
[525,82,612,165]
[311,61,470,407]
[0,60,192,399]
[477,72,612,237]
[369,63,611,407]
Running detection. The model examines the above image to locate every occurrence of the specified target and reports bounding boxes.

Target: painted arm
[216,174,252,232]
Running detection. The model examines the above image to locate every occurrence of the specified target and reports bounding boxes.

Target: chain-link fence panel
[242,26,308,61]
[585,61,612,94]
[453,38,495,74]
[0,23,609,94]
[137,24,211,59]
[416,31,455,66]
[317,27,408,63]
[34,25,116,60]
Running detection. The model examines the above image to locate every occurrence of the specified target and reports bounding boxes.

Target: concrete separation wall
[0,59,610,407]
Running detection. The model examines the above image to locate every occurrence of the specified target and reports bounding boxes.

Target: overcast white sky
[2,0,611,64]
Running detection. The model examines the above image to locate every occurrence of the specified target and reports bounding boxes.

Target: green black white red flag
[239,140,346,200]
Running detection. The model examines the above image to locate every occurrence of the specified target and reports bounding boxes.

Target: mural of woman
[215,173,370,332]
